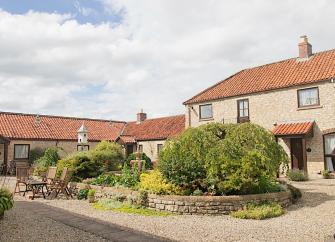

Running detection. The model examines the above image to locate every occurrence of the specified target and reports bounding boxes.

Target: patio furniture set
[14,166,73,200]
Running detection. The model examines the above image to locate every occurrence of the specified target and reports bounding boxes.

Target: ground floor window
[324,133,335,171]
[77,145,89,152]
[14,144,30,159]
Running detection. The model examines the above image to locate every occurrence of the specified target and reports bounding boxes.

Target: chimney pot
[136,109,147,124]
[298,35,312,59]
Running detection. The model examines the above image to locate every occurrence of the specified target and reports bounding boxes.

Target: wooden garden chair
[47,167,73,199]
[14,166,30,196]
[43,166,57,185]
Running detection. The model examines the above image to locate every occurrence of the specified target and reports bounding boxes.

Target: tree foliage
[159,123,288,195]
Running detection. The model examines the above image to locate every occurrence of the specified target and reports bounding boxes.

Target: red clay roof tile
[122,115,185,141]
[272,122,314,136]
[184,49,335,104]
[0,112,126,141]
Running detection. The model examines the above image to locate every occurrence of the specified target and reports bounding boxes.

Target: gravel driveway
[1,178,335,242]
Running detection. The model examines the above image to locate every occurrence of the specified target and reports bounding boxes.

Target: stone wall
[148,191,292,215]
[76,183,292,216]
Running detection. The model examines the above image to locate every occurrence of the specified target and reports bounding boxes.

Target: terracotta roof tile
[184,49,335,104]
[0,112,126,141]
[272,122,314,136]
[122,115,185,141]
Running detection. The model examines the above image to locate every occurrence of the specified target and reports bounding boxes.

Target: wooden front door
[126,145,134,157]
[291,138,304,170]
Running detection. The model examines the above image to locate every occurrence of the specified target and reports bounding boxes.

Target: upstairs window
[14,144,30,160]
[298,87,319,107]
[237,99,249,123]
[138,144,143,153]
[199,104,213,119]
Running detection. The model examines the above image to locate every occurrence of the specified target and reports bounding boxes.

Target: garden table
[26,180,48,200]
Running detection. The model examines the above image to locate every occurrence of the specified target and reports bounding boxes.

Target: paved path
[15,201,171,242]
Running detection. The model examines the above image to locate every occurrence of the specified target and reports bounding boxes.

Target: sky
[0,0,334,121]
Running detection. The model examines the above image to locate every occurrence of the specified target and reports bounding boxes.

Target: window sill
[199,118,214,122]
[297,105,323,111]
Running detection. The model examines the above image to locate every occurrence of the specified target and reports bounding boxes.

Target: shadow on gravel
[287,188,335,211]
[15,201,173,242]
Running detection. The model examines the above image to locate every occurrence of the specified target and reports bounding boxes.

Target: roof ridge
[127,114,184,123]
[0,111,126,123]
[183,48,335,105]
[243,48,335,71]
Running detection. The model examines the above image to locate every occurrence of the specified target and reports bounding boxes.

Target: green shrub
[192,189,204,196]
[91,173,119,186]
[125,152,153,170]
[0,188,14,217]
[139,170,182,195]
[159,125,222,189]
[118,163,140,188]
[205,123,288,195]
[77,189,89,200]
[90,141,124,171]
[322,170,332,179]
[33,147,60,175]
[28,147,45,166]
[159,123,288,195]
[287,169,308,181]
[88,189,96,197]
[56,141,123,181]
[231,202,284,220]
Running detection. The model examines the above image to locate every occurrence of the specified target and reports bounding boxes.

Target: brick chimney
[298,35,312,59]
[136,109,147,124]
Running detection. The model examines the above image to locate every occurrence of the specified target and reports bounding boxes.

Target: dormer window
[199,104,213,120]
[298,87,319,108]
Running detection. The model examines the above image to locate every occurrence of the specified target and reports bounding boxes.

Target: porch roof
[272,121,314,137]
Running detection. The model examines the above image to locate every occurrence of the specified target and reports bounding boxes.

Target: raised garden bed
[74,182,292,215]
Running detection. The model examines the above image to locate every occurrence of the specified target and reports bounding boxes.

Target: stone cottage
[0,110,185,172]
[183,36,335,175]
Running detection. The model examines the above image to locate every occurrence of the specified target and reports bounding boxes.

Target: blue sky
[0,0,122,24]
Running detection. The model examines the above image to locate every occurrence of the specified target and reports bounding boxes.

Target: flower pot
[88,196,95,203]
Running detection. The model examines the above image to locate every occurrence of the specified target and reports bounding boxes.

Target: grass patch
[287,169,308,181]
[231,202,284,220]
[93,199,173,217]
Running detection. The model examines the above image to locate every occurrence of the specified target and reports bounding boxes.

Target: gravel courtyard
[1,178,335,242]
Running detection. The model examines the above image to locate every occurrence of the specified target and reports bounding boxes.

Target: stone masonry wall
[148,191,291,215]
[76,183,292,216]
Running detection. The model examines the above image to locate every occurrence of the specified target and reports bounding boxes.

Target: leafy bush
[57,151,103,181]
[231,202,284,220]
[287,169,308,181]
[159,125,221,189]
[91,173,119,186]
[56,141,123,181]
[125,152,153,170]
[77,189,89,200]
[139,170,182,195]
[88,189,96,197]
[0,188,14,218]
[118,163,140,188]
[192,189,204,196]
[28,147,45,166]
[322,170,332,179]
[90,141,124,171]
[33,147,60,175]
[159,123,288,195]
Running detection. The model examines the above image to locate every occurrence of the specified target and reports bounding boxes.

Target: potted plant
[87,189,96,203]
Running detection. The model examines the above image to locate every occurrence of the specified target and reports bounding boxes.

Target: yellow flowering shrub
[139,170,182,195]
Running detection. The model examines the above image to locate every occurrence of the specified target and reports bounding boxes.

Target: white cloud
[0,1,335,121]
